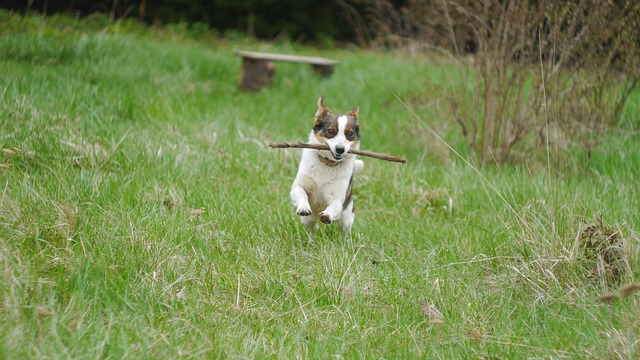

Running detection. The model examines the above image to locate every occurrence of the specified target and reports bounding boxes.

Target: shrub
[348,0,640,164]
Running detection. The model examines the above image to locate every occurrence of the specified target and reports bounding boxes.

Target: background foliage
[1,7,639,359]
[5,1,639,163]
[3,0,360,41]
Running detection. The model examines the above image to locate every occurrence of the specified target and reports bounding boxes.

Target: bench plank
[235,51,337,66]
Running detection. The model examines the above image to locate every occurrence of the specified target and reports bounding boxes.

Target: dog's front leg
[290,184,312,216]
[319,201,343,224]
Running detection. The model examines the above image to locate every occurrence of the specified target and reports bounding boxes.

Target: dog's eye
[326,128,336,137]
[345,130,354,139]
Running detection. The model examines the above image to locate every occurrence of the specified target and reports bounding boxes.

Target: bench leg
[239,58,276,91]
[312,64,335,78]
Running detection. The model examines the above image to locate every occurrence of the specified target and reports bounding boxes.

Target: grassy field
[1,12,639,359]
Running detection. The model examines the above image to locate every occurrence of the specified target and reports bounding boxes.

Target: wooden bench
[235,50,338,91]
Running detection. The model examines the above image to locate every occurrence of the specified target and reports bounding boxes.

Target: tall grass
[1,11,639,359]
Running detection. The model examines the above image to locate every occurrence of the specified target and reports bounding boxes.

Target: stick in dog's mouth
[269,142,407,164]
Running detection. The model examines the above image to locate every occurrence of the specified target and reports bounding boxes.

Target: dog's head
[312,96,360,162]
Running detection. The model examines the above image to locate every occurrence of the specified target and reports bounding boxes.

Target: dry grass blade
[2,148,17,156]
[36,306,57,317]
[597,293,620,303]
[620,283,640,298]
[420,302,444,324]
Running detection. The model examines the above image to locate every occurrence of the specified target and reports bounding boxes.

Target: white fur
[290,125,364,235]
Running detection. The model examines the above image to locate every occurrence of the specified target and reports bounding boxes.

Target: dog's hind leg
[300,216,318,235]
[354,159,364,174]
[338,200,355,234]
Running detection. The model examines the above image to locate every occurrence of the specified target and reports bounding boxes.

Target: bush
[348,0,640,164]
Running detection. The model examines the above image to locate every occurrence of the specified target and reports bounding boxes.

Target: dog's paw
[296,207,312,216]
[319,212,332,224]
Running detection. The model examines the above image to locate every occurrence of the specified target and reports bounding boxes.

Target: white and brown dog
[290,96,364,234]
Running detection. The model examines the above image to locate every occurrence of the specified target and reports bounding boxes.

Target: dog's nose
[335,146,345,155]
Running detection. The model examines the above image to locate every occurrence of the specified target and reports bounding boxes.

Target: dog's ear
[315,96,330,124]
[347,106,360,120]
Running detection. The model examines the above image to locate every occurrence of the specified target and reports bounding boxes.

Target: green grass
[1,11,639,359]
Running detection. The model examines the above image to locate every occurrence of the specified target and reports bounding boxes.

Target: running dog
[290,96,364,234]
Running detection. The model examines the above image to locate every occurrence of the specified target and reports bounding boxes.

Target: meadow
[1,12,639,359]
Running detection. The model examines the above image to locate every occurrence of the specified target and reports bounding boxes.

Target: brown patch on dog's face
[314,96,335,143]
[313,112,340,143]
[339,109,361,150]
[343,112,360,141]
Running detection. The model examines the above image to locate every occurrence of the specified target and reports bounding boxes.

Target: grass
[1,11,639,359]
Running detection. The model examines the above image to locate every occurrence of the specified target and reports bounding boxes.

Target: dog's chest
[298,156,353,209]
[303,159,350,188]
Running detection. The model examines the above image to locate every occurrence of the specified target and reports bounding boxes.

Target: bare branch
[269,142,407,164]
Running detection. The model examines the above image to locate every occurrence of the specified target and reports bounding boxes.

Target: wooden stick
[269,142,406,164]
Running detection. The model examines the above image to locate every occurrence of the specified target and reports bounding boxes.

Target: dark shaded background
[0,0,381,42]
[1,0,637,56]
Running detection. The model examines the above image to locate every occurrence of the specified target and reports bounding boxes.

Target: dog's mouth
[327,149,345,161]
[326,143,347,161]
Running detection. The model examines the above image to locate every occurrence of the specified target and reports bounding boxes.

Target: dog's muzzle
[331,146,346,160]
